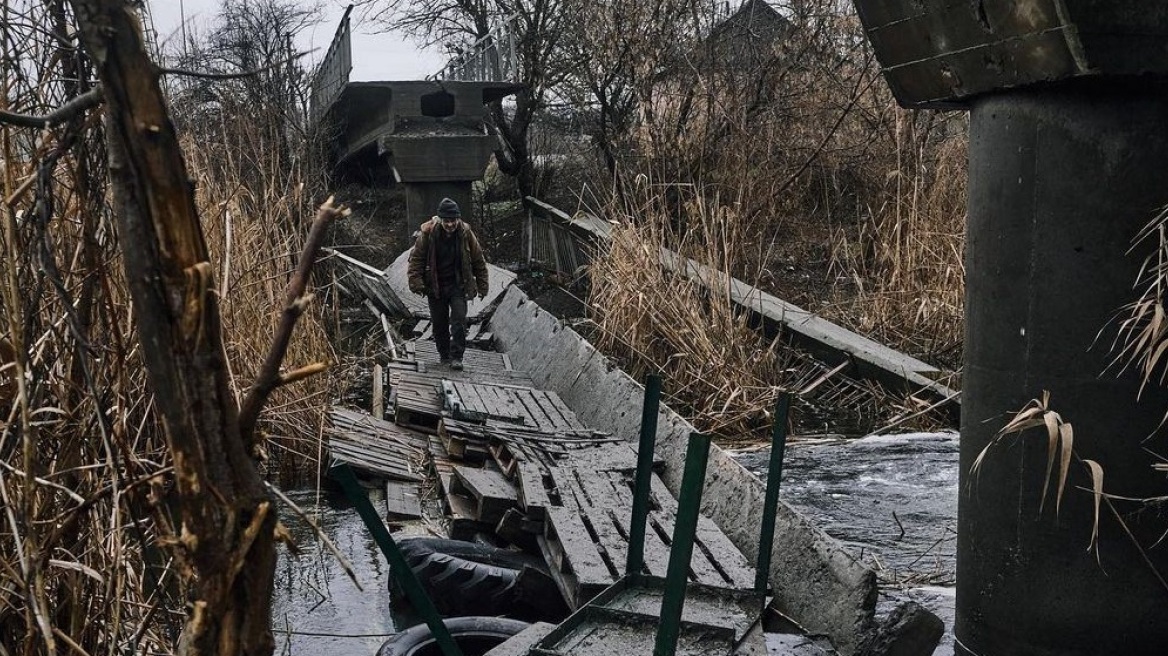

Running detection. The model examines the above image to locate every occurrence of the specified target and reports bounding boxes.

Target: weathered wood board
[327,407,429,481]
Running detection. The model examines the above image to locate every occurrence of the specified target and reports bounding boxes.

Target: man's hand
[409,279,425,296]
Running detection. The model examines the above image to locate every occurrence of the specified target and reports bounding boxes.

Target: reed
[0,2,334,650]
[588,179,794,440]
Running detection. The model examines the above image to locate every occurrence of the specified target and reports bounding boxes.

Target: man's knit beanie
[437,197,461,219]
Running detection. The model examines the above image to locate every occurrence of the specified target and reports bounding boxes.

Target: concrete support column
[402,182,474,242]
[960,82,1168,655]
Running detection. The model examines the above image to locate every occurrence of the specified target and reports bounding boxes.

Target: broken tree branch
[239,197,348,450]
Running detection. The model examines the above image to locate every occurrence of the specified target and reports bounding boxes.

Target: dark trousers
[427,290,467,360]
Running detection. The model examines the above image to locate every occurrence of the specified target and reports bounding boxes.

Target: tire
[389,537,566,621]
[396,537,547,571]
[377,616,531,656]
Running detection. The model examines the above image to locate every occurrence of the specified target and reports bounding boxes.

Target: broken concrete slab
[489,286,878,655]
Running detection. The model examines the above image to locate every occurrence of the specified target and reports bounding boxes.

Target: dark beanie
[437,197,461,219]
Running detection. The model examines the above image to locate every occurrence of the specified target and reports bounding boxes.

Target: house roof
[699,0,793,69]
[707,0,792,46]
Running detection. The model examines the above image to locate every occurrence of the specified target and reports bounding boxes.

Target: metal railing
[432,13,520,83]
[309,4,353,126]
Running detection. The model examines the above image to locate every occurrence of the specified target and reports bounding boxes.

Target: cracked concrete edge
[489,286,877,655]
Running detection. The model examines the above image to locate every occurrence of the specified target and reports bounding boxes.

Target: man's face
[441,217,460,233]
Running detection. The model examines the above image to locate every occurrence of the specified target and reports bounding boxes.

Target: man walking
[407,198,489,370]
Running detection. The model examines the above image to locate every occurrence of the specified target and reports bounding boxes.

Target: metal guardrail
[309,4,353,126]
[432,13,520,83]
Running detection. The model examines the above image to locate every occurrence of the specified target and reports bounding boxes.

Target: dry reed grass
[579,3,965,438]
[588,179,793,440]
[0,2,334,650]
[826,115,967,369]
[591,2,968,372]
[183,133,337,481]
[972,392,1168,594]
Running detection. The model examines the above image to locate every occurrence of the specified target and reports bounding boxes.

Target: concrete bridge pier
[962,82,1168,656]
[851,3,1168,654]
[323,80,521,242]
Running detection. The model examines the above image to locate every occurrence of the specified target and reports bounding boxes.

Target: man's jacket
[407,217,490,298]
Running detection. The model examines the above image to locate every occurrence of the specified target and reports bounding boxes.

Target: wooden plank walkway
[329,329,760,636]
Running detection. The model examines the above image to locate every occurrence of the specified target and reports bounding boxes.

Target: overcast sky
[146,0,447,81]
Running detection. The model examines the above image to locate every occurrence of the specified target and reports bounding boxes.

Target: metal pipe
[626,373,662,576]
[755,392,790,593]
[654,432,712,656]
[331,463,465,656]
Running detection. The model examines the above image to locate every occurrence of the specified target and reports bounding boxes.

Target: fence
[432,13,520,83]
[309,4,353,126]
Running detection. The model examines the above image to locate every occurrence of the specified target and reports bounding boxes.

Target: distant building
[698,0,794,72]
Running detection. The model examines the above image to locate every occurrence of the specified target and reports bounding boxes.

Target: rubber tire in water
[377,616,531,656]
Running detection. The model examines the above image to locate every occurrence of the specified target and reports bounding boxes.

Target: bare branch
[238,197,349,448]
[0,86,103,128]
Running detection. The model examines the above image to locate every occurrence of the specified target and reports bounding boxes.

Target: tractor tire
[376,616,531,656]
[388,537,567,621]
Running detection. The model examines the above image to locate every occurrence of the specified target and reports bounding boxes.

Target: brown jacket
[407,218,489,298]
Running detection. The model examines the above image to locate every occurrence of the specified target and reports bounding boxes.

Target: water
[271,487,397,656]
[732,431,960,655]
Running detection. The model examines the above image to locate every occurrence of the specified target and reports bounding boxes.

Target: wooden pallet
[450,465,520,526]
[326,407,429,482]
[535,467,757,610]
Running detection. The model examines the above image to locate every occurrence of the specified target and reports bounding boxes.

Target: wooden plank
[647,503,725,585]
[542,506,617,608]
[572,467,631,510]
[532,391,573,432]
[451,465,519,525]
[517,461,553,517]
[385,479,423,519]
[581,506,628,578]
[372,364,384,419]
[568,443,641,472]
[649,475,756,589]
[609,509,671,579]
[543,391,587,431]
[514,389,555,431]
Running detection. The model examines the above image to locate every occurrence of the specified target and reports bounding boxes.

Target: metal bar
[330,463,465,656]
[755,392,790,593]
[626,374,662,576]
[654,432,712,656]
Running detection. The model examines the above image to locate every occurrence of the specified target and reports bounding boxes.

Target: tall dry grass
[0,2,334,650]
[827,116,967,369]
[582,0,967,394]
[588,178,797,439]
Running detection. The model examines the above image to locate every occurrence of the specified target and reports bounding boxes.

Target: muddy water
[732,431,959,655]
[271,487,397,656]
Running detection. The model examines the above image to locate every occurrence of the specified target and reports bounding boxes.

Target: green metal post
[755,393,790,593]
[330,463,464,656]
[627,374,662,576]
[654,433,712,656]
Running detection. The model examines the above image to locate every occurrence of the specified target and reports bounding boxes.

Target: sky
[146,0,448,81]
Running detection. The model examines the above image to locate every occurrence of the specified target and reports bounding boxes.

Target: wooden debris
[327,407,428,481]
[386,478,423,520]
[451,465,520,525]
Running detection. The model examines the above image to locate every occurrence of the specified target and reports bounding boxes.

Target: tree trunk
[67,1,278,654]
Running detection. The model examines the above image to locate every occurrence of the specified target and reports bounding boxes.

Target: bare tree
[34,1,342,654]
